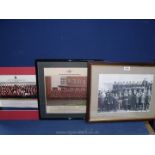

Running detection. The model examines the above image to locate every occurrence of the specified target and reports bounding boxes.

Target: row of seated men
[0,85,37,98]
[47,87,86,99]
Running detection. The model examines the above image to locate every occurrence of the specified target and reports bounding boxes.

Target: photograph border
[87,62,155,122]
[0,67,38,120]
[36,59,101,119]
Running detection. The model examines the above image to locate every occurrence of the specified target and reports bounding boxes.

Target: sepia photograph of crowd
[0,85,37,98]
[98,74,154,112]
[45,75,87,106]
[43,67,88,106]
[0,75,37,98]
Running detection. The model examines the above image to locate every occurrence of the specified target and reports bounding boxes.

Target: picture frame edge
[87,61,155,123]
[36,59,91,120]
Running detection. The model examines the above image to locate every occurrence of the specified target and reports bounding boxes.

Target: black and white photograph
[98,74,154,113]
[87,63,155,122]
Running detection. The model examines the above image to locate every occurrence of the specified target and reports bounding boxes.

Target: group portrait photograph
[98,74,153,113]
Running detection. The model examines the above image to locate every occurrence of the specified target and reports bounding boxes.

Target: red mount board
[0,67,39,120]
[0,111,39,120]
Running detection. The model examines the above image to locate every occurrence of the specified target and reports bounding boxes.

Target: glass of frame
[87,62,155,122]
[36,59,90,119]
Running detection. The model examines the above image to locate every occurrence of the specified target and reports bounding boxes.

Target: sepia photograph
[0,75,37,98]
[0,75,38,108]
[98,74,153,112]
[44,68,87,107]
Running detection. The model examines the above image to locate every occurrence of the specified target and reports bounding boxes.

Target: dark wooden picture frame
[36,59,97,119]
[87,62,155,122]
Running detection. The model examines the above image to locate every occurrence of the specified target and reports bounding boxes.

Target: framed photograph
[87,62,155,122]
[36,59,90,119]
[0,67,39,120]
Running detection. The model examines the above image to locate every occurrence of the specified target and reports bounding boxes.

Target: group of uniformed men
[98,79,152,112]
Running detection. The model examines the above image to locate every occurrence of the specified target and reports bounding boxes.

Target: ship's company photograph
[0,75,37,108]
[98,74,154,113]
[44,68,87,106]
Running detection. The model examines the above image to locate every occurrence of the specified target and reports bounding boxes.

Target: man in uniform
[130,89,137,111]
[122,90,129,111]
[108,92,114,111]
[104,92,110,111]
[113,93,119,111]
[142,78,148,88]
[98,90,104,112]
[141,90,146,111]
[98,91,109,112]
[118,91,123,110]
[145,89,152,110]
[127,89,133,111]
